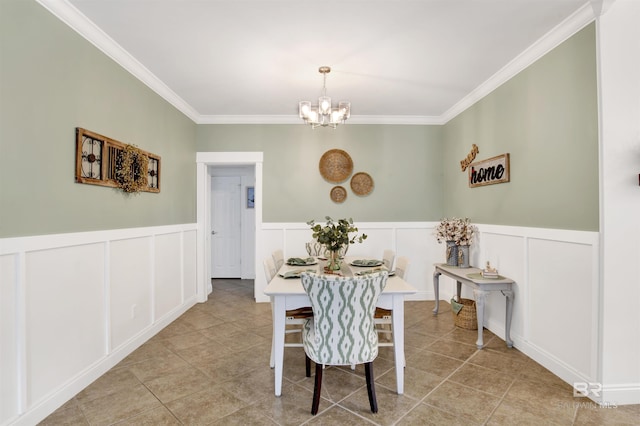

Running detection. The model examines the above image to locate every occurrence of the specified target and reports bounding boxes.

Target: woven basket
[451,298,478,330]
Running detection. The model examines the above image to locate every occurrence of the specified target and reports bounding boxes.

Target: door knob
[211,231,217,235]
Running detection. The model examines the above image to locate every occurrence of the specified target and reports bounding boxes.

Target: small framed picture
[247,186,255,208]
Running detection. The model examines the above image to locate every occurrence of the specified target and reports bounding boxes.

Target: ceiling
[42,0,596,124]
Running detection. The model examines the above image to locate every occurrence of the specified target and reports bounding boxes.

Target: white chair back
[263,257,276,282]
[395,256,410,279]
[272,249,284,270]
[382,249,395,270]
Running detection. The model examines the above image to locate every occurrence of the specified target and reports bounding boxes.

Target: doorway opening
[210,166,255,279]
[195,152,263,303]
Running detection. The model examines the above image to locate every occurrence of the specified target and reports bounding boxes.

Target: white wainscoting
[0,224,198,426]
[258,222,600,396]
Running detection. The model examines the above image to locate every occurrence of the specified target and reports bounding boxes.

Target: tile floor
[41,279,639,425]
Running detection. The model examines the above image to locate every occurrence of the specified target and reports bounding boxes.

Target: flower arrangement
[435,217,476,246]
[307,217,367,252]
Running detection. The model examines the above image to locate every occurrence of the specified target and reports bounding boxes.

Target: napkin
[354,267,387,276]
[352,259,382,266]
[279,269,315,279]
[287,257,315,266]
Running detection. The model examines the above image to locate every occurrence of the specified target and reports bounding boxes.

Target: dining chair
[301,271,389,415]
[375,256,410,352]
[272,249,284,270]
[382,249,395,270]
[263,257,277,282]
[265,257,313,368]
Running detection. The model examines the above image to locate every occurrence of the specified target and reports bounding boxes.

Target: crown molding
[35,0,200,123]
[440,2,596,124]
[36,0,596,127]
[197,114,443,125]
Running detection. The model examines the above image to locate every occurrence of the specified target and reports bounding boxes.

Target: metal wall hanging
[75,128,161,193]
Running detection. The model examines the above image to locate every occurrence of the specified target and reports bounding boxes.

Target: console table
[433,263,515,349]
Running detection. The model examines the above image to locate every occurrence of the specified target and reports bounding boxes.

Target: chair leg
[311,363,323,415]
[364,362,378,413]
[305,354,311,377]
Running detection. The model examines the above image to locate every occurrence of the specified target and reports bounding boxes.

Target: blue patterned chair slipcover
[300,271,389,415]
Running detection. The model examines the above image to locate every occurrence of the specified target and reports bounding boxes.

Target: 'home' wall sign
[468,153,510,188]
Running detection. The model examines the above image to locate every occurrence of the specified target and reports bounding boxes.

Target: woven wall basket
[451,298,478,330]
[319,149,353,183]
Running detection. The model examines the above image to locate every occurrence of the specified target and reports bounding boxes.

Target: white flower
[435,217,476,246]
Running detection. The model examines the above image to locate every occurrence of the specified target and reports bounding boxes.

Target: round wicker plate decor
[319,149,353,183]
[350,172,374,196]
[330,186,347,203]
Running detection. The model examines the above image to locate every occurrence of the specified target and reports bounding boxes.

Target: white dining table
[263,256,417,396]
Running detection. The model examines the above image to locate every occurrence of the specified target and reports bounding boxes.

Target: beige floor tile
[209,403,281,425]
[447,362,514,397]
[339,385,419,426]
[42,279,640,426]
[77,383,162,426]
[406,349,464,378]
[172,338,233,364]
[157,329,212,352]
[499,377,576,424]
[220,365,280,404]
[296,365,367,403]
[164,387,247,425]
[74,368,141,404]
[252,383,320,426]
[377,366,443,400]
[305,404,376,425]
[425,338,478,361]
[115,405,181,425]
[143,364,216,403]
[443,326,496,347]
[128,351,191,382]
[467,346,530,376]
[116,339,174,368]
[39,403,89,425]
[423,380,501,424]
[396,401,482,426]
[574,402,640,425]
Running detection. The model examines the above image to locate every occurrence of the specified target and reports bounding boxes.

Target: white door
[211,176,242,278]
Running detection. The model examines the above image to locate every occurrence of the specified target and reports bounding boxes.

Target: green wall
[196,124,443,222]
[0,0,197,238]
[442,24,599,231]
[1,1,598,236]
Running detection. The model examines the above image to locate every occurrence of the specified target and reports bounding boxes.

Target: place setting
[349,258,395,276]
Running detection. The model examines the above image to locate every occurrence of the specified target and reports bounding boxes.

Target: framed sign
[469,154,510,188]
[247,187,255,208]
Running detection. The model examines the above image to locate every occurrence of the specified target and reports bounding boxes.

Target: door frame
[196,152,263,302]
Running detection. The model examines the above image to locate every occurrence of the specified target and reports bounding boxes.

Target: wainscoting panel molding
[0,224,197,426]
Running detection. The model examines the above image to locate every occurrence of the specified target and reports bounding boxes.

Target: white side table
[433,263,515,349]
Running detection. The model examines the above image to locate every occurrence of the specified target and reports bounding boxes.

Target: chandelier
[299,66,350,129]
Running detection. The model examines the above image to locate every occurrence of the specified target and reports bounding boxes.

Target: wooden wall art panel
[75,128,160,193]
